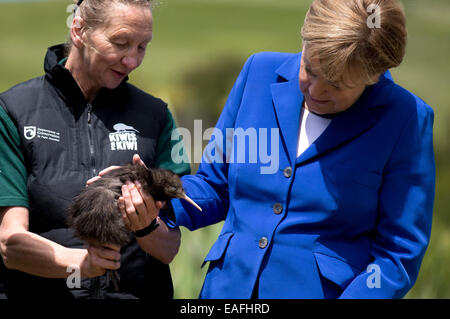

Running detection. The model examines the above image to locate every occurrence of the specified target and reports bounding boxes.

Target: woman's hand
[118,181,165,232]
[80,243,121,278]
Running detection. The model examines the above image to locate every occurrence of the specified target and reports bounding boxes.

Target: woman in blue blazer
[167,0,435,298]
[108,0,433,298]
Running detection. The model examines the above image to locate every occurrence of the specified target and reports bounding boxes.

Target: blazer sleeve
[170,54,256,231]
[340,100,435,298]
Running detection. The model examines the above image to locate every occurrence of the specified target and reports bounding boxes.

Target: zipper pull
[87,103,92,124]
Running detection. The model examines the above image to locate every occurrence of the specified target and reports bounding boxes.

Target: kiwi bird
[113,123,140,133]
[67,164,201,292]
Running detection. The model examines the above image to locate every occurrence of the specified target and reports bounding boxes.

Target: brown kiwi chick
[67,164,200,247]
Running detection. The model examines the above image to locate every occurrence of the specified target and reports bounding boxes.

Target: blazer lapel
[270,53,303,166]
[271,79,303,166]
[296,78,394,166]
[296,105,376,166]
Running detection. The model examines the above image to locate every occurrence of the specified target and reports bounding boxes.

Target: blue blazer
[171,52,435,298]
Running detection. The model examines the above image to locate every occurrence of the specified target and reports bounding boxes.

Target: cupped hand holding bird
[119,180,164,233]
[86,154,164,234]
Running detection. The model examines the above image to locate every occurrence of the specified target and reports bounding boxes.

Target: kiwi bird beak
[183,194,202,212]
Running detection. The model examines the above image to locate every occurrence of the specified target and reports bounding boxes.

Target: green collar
[58,57,68,66]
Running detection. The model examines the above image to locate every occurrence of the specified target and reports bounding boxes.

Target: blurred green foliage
[0,0,449,298]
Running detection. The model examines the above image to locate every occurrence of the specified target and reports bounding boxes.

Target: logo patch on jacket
[24,126,60,142]
[109,123,139,151]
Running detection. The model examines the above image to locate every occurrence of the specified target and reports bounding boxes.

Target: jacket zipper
[86,103,97,177]
[87,103,102,298]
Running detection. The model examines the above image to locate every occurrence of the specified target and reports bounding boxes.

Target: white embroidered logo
[109,123,139,151]
[24,126,60,142]
[24,126,36,140]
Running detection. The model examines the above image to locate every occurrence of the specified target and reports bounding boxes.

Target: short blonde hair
[301,0,407,86]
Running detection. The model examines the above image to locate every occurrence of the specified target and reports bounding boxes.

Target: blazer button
[283,166,292,178]
[259,237,269,249]
[273,203,283,215]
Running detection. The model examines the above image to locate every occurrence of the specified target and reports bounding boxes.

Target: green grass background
[0,0,449,298]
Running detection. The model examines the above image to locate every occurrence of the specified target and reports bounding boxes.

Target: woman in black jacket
[0,0,190,299]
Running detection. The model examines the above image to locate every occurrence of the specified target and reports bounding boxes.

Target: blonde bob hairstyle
[301,0,407,87]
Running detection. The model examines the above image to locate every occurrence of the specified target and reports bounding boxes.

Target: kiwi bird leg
[182,194,202,212]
